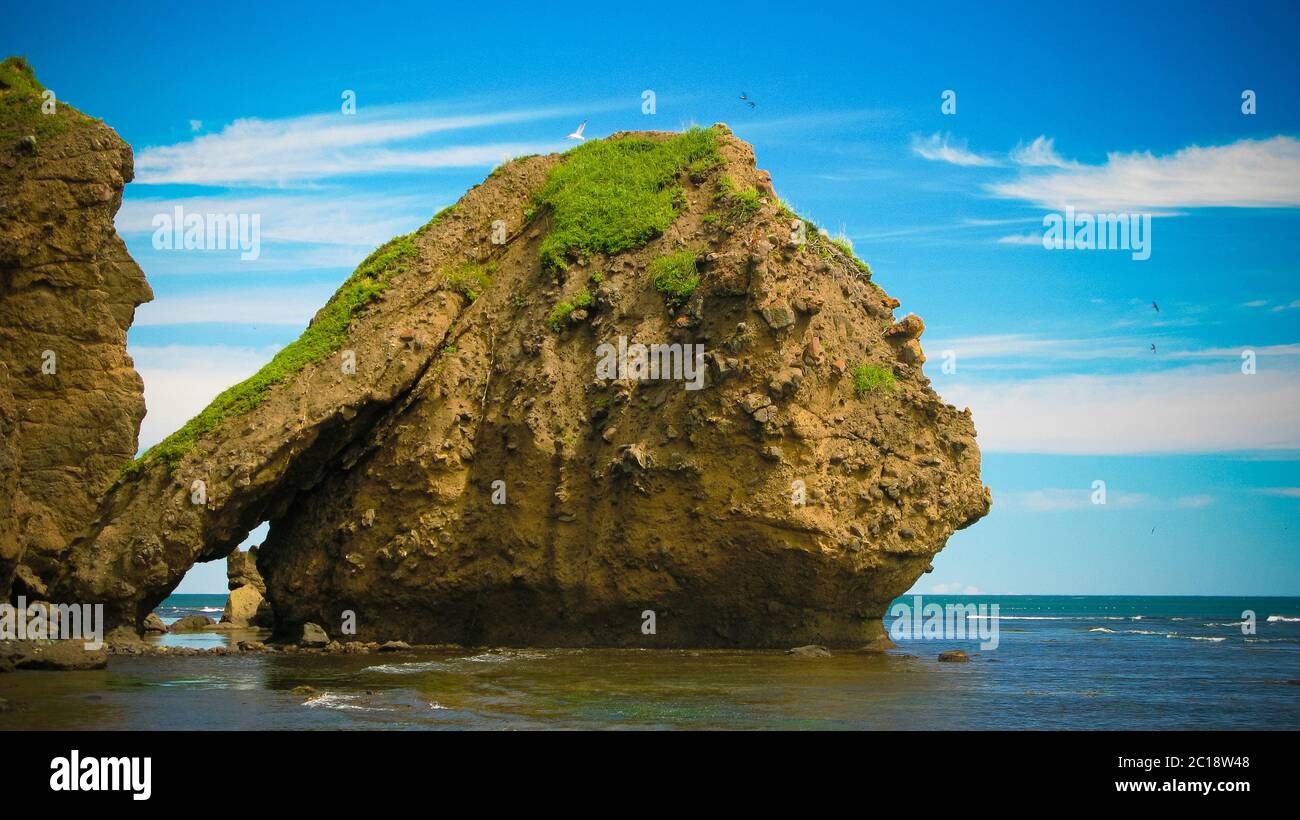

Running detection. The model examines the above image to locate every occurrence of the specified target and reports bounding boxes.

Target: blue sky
[5,0,1298,594]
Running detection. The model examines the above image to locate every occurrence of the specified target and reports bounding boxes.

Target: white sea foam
[965,615,1125,621]
[302,692,391,711]
[1267,615,1300,623]
[464,649,547,663]
[365,661,447,674]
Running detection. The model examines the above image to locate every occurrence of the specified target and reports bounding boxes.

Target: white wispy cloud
[930,582,980,594]
[117,193,438,247]
[135,102,578,187]
[131,344,279,450]
[988,135,1300,211]
[924,332,1300,367]
[995,232,1041,245]
[1000,489,1216,512]
[134,286,334,327]
[1010,135,1074,168]
[1255,487,1300,498]
[910,132,1001,167]
[941,365,1300,454]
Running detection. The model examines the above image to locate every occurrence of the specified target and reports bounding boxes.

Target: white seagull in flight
[567,120,587,140]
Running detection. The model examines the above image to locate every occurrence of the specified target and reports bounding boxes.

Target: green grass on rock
[533,126,720,270]
[123,233,422,476]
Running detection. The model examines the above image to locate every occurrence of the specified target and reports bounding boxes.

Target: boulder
[226,547,266,594]
[142,613,168,633]
[885,313,925,341]
[786,644,832,658]
[48,125,990,648]
[938,649,970,663]
[221,584,270,627]
[377,640,412,652]
[0,640,108,671]
[168,615,215,632]
[299,623,329,647]
[759,301,796,330]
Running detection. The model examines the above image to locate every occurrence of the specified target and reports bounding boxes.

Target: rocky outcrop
[221,547,271,627]
[227,546,266,594]
[52,124,989,647]
[0,57,152,600]
[0,639,108,671]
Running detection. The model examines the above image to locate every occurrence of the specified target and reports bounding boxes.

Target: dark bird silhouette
[740,93,756,108]
[1150,343,1157,353]
[1152,301,1160,312]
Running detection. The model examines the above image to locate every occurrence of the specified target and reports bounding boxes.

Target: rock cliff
[49,122,989,647]
[0,57,152,601]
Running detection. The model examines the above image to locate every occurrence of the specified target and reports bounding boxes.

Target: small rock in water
[168,615,215,632]
[378,640,412,652]
[786,644,831,658]
[299,623,329,648]
[291,685,317,696]
[938,649,969,663]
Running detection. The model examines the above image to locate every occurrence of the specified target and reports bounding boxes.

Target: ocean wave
[302,693,389,712]
[1089,628,1227,641]
[464,649,548,663]
[1247,637,1300,644]
[1267,615,1300,623]
[965,615,1126,621]
[365,661,448,674]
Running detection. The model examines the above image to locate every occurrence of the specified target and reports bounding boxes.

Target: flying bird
[1151,301,1160,312]
[740,92,756,108]
[566,121,587,141]
[1150,343,1157,353]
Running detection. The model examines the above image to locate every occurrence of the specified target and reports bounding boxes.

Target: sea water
[2,595,1297,730]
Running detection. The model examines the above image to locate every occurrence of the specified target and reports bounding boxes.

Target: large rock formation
[0,57,152,600]
[52,124,989,647]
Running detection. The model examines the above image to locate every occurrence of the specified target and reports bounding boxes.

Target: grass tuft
[648,250,700,309]
[852,364,896,397]
[547,287,592,331]
[716,175,762,225]
[0,55,89,142]
[533,127,720,269]
[443,260,493,301]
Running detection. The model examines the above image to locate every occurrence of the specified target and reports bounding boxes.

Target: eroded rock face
[222,547,271,626]
[0,57,152,600]
[56,125,989,647]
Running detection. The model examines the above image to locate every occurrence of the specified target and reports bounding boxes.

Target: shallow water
[2,596,1297,730]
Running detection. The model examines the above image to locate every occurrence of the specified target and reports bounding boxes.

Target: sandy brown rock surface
[41,123,988,647]
[0,57,152,600]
